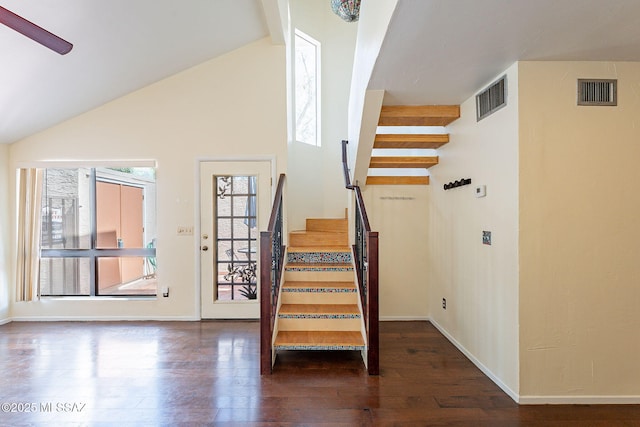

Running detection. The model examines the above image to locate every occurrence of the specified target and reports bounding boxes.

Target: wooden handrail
[341,140,379,375]
[268,174,286,230]
[342,139,355,190]
[260,173,286,375]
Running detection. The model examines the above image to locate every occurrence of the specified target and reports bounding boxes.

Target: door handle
[201,245,209,251]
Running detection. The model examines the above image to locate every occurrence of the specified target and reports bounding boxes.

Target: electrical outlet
[483,231,492,245]
[442,298,446,310]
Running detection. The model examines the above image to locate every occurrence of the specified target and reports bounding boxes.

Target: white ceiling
[369,0,640,105]
[0,0,269,144]
[5,0,640,145]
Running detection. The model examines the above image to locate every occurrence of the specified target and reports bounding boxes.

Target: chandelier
[331,0,361,22]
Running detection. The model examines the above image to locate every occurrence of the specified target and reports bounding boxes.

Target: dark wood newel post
[259,174,286,375]
[260,230,272,375]
[367,231,379,375]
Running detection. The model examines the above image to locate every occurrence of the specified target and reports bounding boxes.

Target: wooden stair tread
[366,176,430,185]
[378,105,460,126]
[287,246,350,253]
[289,230,347,236]
[274,331,364,347]
[279,304,359,315]
[283,281,355,290]
[374,133,449,149]
[369,156,438,169]
[288,230,348,248]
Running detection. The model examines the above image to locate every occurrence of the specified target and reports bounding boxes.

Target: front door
[200,161,271,319]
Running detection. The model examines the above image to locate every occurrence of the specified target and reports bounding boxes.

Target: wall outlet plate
[483,231,492,245]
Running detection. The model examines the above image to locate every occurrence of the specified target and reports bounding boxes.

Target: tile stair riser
[284,270,354,282]
[277,317,362,331]
[286,251,352,264]
[274,344,365,351]
[284,265,353,272]
[280,291,358,305]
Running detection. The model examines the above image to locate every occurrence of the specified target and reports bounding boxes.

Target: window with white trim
[294,29,321,146]
[38,166,157,297]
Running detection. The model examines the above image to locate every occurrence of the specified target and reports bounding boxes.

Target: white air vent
[577,79,617,106]
[476,75,507,122]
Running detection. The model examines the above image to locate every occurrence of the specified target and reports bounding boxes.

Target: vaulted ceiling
[4,0,640,146]
[0,0,269,144]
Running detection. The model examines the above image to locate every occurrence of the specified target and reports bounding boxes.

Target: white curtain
[16,168,43,302]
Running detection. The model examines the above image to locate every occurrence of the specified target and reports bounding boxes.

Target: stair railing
[260,173,286,375]
[342,140,379,375]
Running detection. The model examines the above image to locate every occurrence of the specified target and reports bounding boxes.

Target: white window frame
[293,29,321,147]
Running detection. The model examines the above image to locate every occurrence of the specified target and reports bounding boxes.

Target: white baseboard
[429,318,640,405]
[9,315,199,322]
[0,318,11,326]
[380,316,429,321]
[428,317,520,403]
[519,395,640,405]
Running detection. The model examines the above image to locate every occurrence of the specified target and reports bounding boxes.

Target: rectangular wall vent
[476,75,507,122]
[577,79,617,106]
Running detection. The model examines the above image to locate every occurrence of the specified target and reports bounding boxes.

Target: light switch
[177,226,193,235]
[475,185,486,198]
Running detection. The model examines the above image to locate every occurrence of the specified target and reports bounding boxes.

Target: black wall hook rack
[444,178,471,190]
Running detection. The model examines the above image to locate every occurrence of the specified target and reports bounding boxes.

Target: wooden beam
[366,176,430,185]
[378,105,460,126]
[369,156,438,169]
[374,133,449,149]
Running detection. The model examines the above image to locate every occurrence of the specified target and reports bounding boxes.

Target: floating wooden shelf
[373,133,449,149]
[366,176,430,185]
[378,105,460,126]
[369,156,438,169]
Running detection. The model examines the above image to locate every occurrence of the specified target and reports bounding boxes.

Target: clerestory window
[294,29,321,146]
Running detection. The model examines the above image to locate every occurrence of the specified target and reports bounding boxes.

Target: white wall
[362,185,429,319]
[347,0,398,182]
[287,0,358,230]
[428,64,520,398]
[519,61,640,400]
[9,38,286,320]
[0,145,10,323]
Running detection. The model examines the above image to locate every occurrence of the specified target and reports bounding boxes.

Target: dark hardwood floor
[0,320,639,426]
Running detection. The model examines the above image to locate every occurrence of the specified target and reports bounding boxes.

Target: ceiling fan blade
[0,6,72,55]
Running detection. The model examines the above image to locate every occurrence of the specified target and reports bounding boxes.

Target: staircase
[272,217,366,352]
[367,104,460,186]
